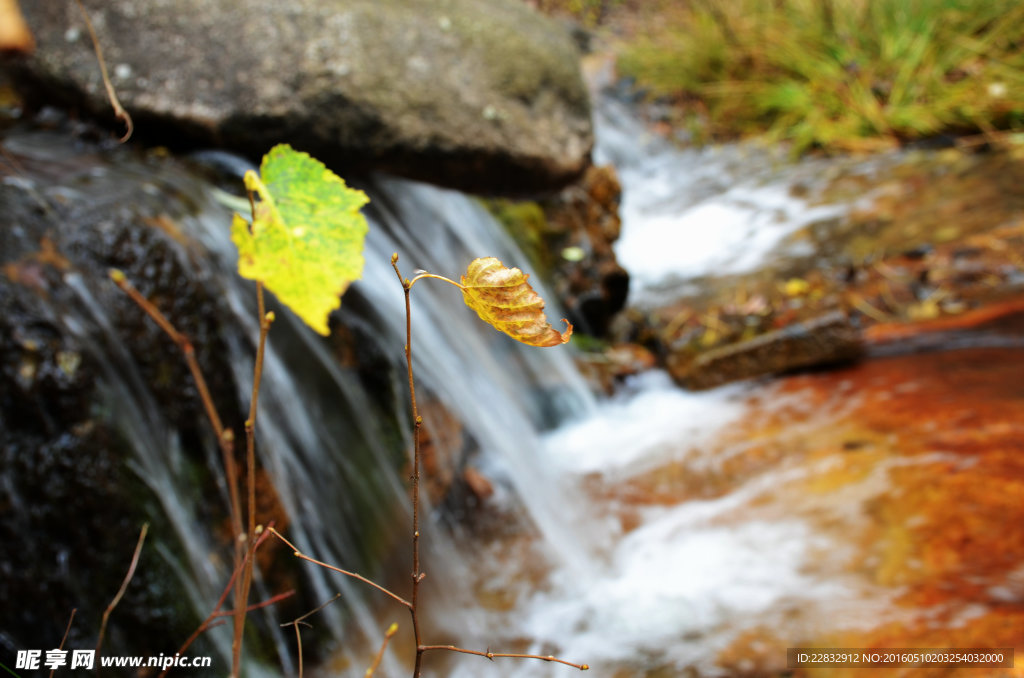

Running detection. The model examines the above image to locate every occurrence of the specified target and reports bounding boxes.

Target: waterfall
[2,128,599,676]
[200,166,606,673]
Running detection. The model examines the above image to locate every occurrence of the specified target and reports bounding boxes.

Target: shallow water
[593,96,897,308]
[431,99,1024,677]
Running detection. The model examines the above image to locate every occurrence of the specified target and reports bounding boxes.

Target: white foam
[542,370,746,476]
[616,184,847,292]
[519,517,850,668]
[594,96,855,304]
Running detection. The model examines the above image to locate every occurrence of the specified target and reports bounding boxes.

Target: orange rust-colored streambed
[593,341,1024,676]
[732,346,1024,676]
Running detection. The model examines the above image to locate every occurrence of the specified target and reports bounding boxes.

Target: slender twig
[268,527,412,609]
[248,289,272,538]
[391,253,589,676]
[419,645,589,671]
[233,284,275,678]
[366,623,399,678]
[291,622,306,678]
[109,269,244,547]
[279,593,343,678]
[96,523,149,662]
[110,268,249,674]
[157,590,294,678]
[408,272,463,290]
[228,591,295,616]
[390,253,426,677]
[158,528,285,678]
[72,0,133,142]
[50,609,76,678]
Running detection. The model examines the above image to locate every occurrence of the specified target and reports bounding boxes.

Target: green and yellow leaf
[460,257,572,347]
[231,144,369,335]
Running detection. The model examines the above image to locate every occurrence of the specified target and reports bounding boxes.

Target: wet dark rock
[576,342,658,395]
[0,234,212,659]
[0,131,251,660]
[671,311,864,390]
[8,0,593,195]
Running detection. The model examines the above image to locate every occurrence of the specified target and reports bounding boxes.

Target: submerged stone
[671,311,864,390]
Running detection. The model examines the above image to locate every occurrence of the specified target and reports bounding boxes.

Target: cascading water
[206,167,607,674]
[440,94,908,676]
[1,127,600,676]
[4,90,919,678]
[594,94,895,307]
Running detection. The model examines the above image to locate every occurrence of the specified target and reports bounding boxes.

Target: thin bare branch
[109,269,244,545]
[366,623,399,678]
[390,253,426,676]
[268,527,412,609]
[50,609,76,678]
[279,593,343,628]
[72,0,133,142]
[292,623,304,678]
[158,528,280,678]
[419,645,589,671]
[280,593,344,678]
[96,523,149,660]
[408,271,463,290]
[392,252,590,675]
[233,285,275,678]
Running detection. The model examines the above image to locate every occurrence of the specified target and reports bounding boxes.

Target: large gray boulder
[9,0,593,194]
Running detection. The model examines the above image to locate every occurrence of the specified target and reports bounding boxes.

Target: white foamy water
[519,518,847,671]
[542,370,746,475]
[594,96,865,305]
[441,376,893,677]
[614,182,845,292]
[438,98,914,676]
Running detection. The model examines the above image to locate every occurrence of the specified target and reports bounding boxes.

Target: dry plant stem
[111,263,278,677]
[255,257,588,675]
[280,593,344,678]
[291,624,304,678]
[50,609,76,678]
[96,522,149,662]
[158,528,286,678]
[390,254,426,677]
[419,646,589,671]
[72,0,133,142]
[408,272,463,290]
[113,269,248,673]
[158,592,294,678]
[395,254,589,674]
[366,623,399,678]
[268,527,411,608]
[232,285,274,678]
[109,270,244,544]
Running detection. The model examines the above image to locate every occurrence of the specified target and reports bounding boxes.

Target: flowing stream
[436,97,907,677]
[8,92,1004,677]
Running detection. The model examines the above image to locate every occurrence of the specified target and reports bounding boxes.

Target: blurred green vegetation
[531,0,624,26]
[615,0,1024,153]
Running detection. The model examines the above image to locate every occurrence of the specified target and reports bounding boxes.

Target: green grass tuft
[616,0,1024,153]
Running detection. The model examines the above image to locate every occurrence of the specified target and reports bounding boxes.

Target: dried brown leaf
[460,257,572,347]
